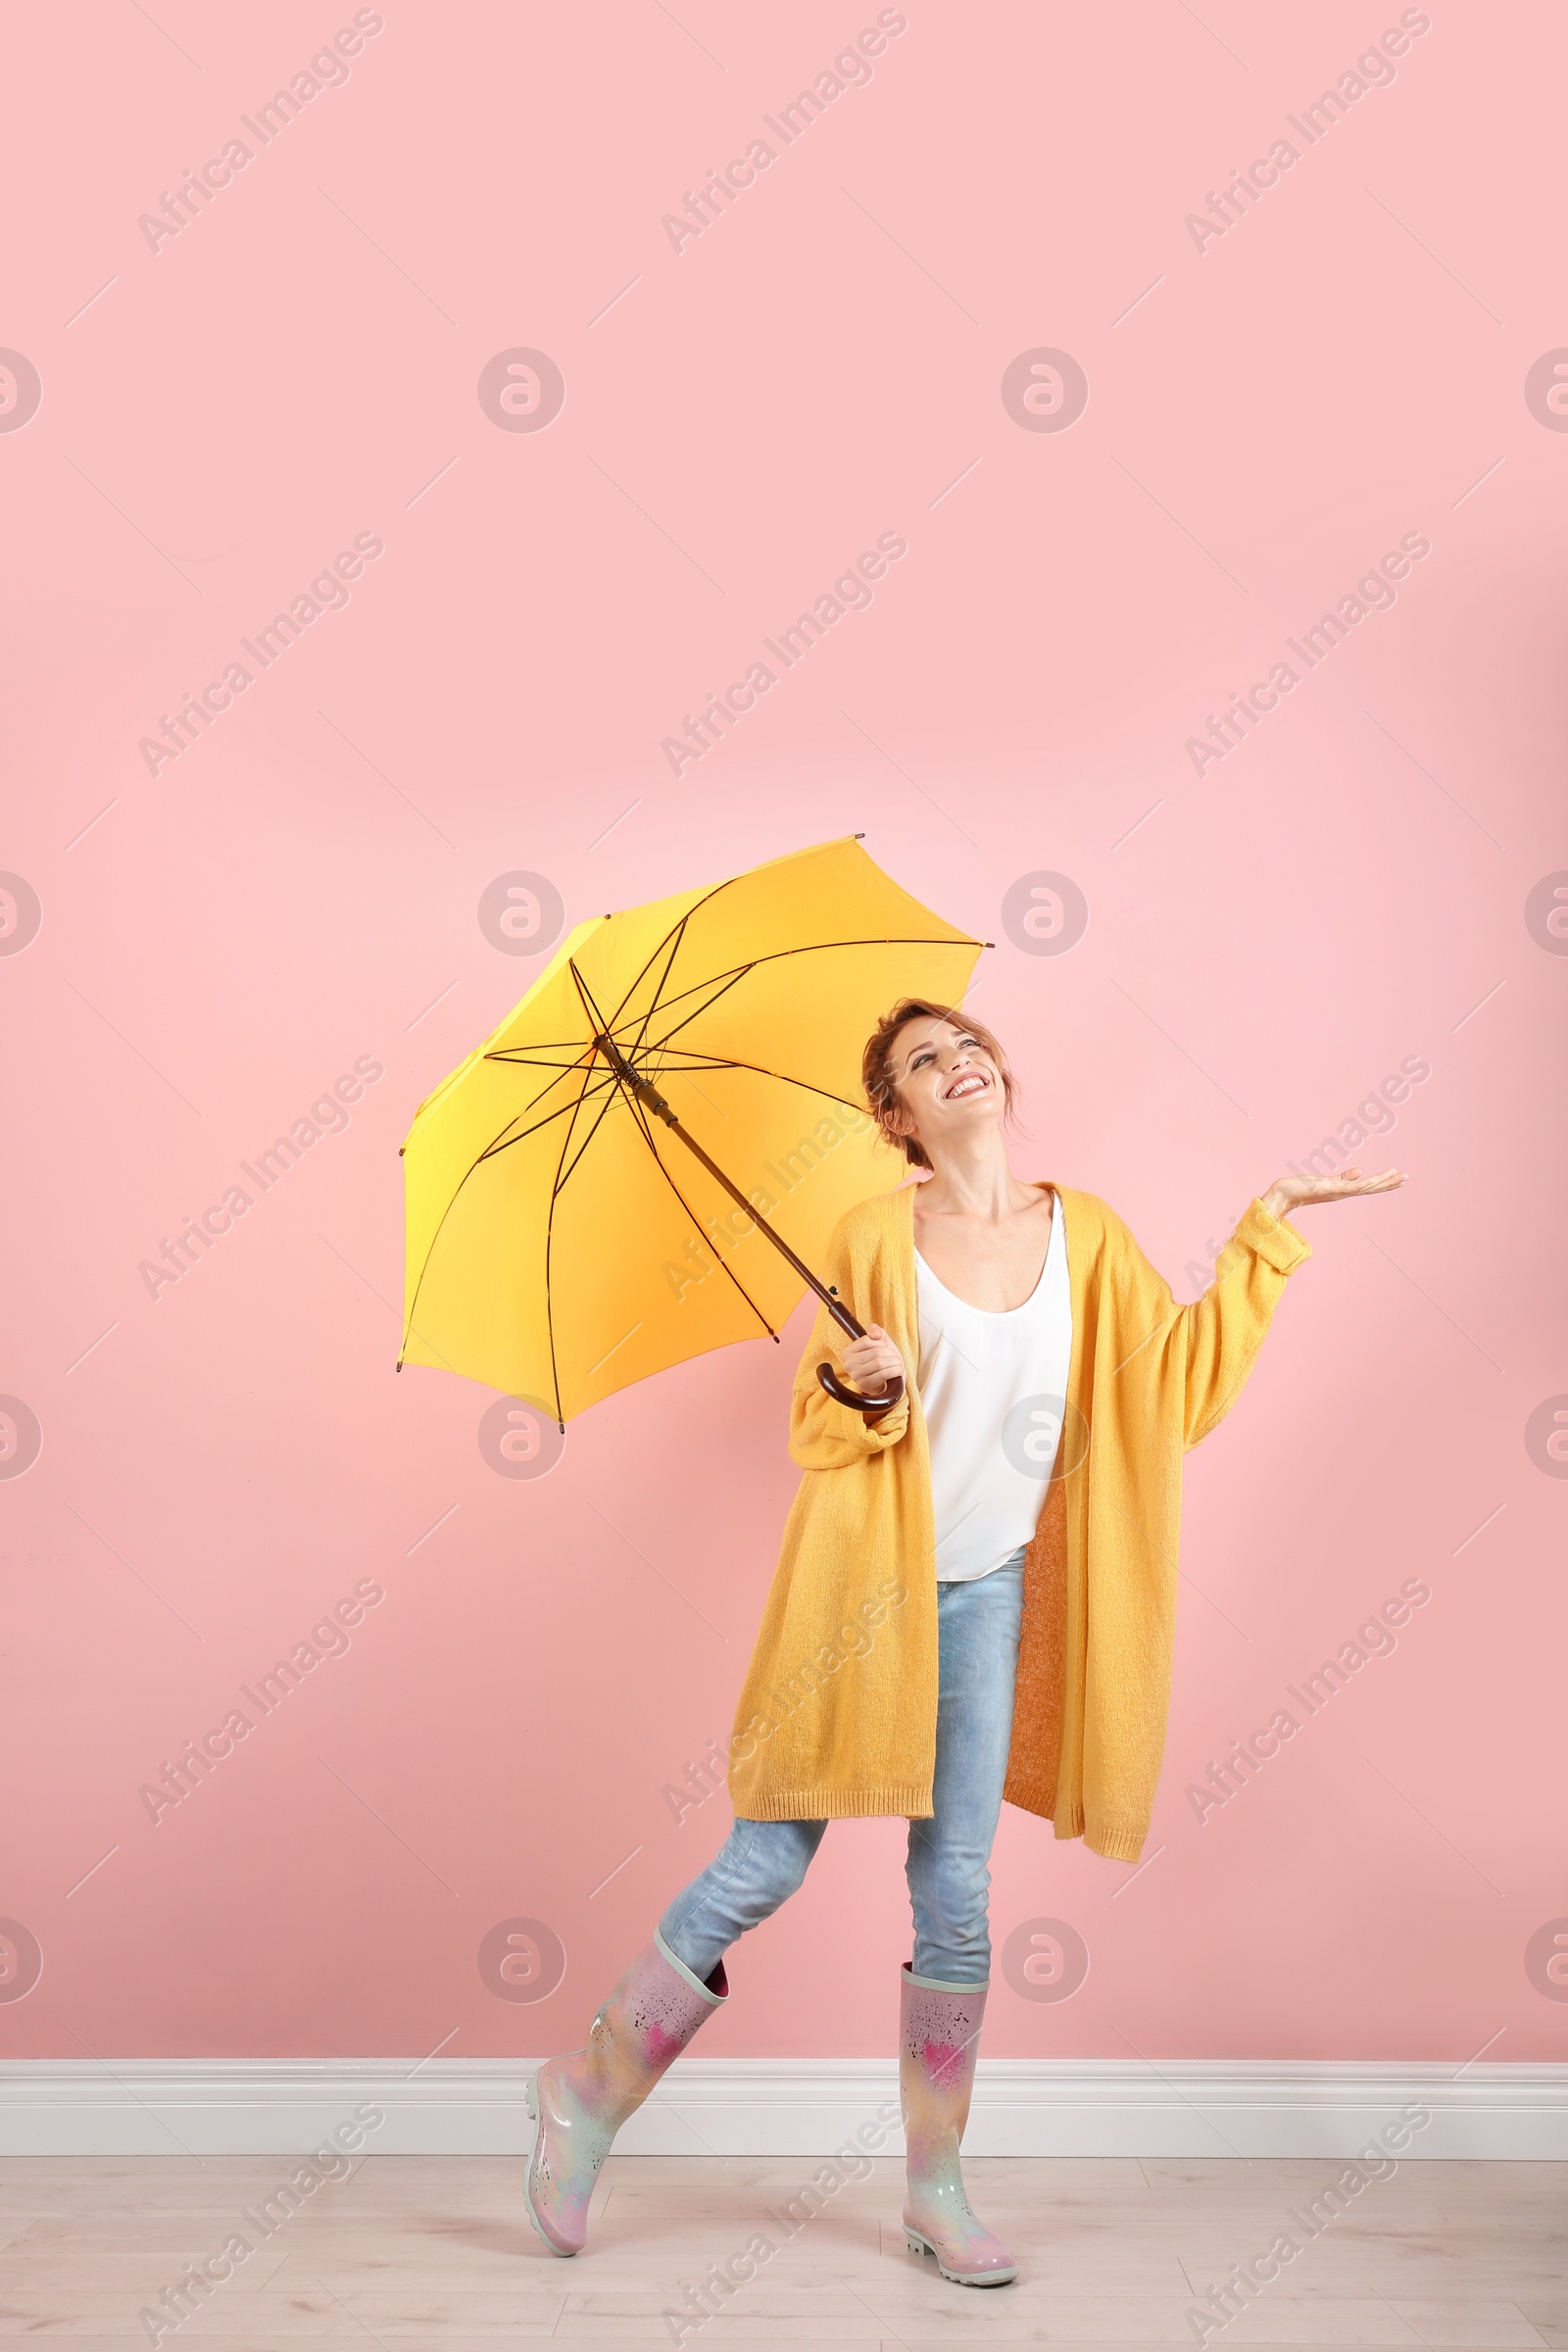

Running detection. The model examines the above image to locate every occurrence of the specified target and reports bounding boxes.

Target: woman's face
[887,1015,1004,1159]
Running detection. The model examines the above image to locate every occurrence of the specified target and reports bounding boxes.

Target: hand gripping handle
[816,1298,905,1419]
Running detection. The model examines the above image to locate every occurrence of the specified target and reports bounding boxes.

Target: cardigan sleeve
[787,1217,911,1469]
[1114,1197,1311,1450]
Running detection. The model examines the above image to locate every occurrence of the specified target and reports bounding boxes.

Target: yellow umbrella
[398,836,983,1427]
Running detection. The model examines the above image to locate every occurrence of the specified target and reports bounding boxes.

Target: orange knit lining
[1003,1470,1067,1822]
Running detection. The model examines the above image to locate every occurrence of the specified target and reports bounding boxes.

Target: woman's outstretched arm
[1143,1163,1407,1448]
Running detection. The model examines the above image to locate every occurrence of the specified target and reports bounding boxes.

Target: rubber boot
[524,1928,726,2257]
[900,1961,1018,2286]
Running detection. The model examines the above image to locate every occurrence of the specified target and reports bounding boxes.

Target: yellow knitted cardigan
[726,1183,1310,1863]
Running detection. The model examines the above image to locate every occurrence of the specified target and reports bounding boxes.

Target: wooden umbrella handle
[816,1361,906,1418]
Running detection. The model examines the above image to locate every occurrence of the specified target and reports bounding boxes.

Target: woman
[524,1000,1404,2285]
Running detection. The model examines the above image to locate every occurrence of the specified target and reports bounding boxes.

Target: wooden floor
[1,2153,1564,2346]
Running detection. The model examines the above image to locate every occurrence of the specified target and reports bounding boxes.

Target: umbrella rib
[484,1052,602,1070]
[611,932,983,1048]
[561,953,779,1363]
[472,1041,601,1138]
[591,840,953,1037]
[473,1067,618,1164]
[619,1088,779,1343]
[484,1034,600,1053]
[617,916,746,1103]
[401,1070,596,1361]
[559,951,861,1120]
[539,1042,610,1433]
[634,960,755,1057]
[633,1037,855,1092]
[625,916,692,1068]
[566,955,621,1058]
[561,953,649,1199]
[566,952,780,1346]
[617,964,872,1114]
[553,1064,631,1195]
[645,1050,869,1116]
[601,881,740,1037]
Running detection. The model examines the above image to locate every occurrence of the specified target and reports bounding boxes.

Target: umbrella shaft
[592,1032,863,1343]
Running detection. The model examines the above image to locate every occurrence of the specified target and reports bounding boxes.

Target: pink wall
[3,0,1565,2067]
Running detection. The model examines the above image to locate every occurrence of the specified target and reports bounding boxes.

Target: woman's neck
[915,1132,1036,1221]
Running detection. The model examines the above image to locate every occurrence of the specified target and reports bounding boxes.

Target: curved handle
[816,1362,906,1419]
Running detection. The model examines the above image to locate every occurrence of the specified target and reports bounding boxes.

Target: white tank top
[913,1192,1073,1582]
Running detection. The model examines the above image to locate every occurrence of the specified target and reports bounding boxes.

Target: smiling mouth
[943,1072,990,1102]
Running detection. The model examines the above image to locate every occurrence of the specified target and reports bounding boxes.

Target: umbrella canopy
[399,836,983,1425]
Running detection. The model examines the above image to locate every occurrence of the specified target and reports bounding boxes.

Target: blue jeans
[659,1549,1025,1986]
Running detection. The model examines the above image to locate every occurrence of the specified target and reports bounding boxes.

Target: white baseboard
[2,2058,1565,2159]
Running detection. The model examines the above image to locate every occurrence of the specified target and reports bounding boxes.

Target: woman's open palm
[1264,1165,1407,1215]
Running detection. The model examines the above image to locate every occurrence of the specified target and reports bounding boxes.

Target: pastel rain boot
[899,1962,1018,2286]
[524,1928,726,2257]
